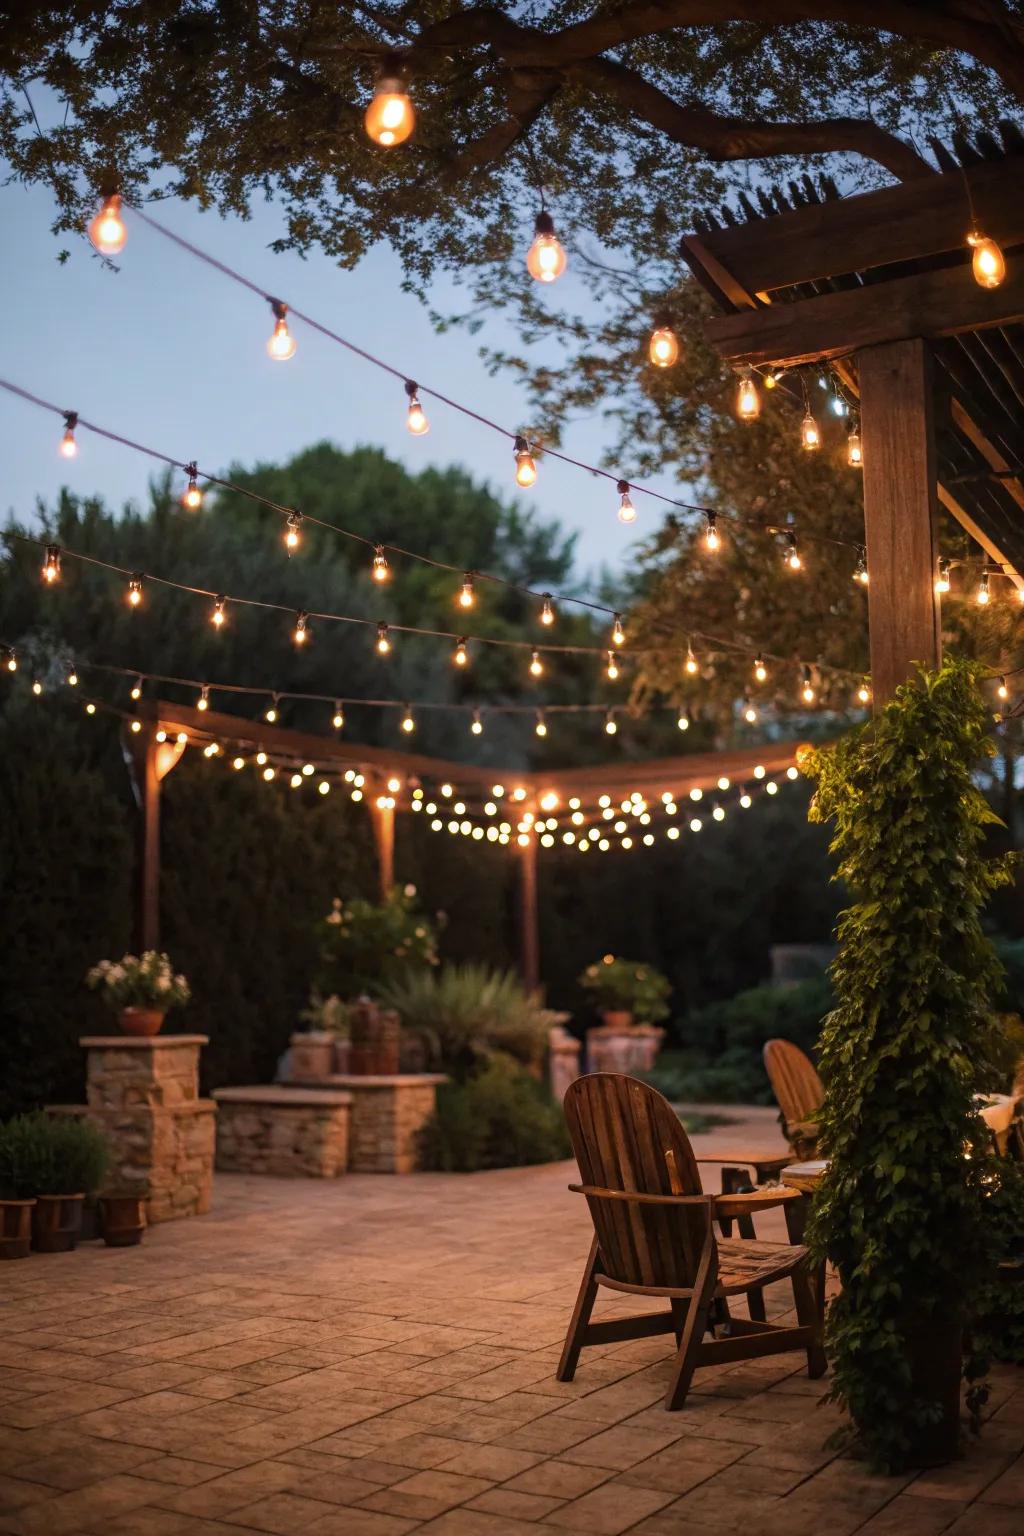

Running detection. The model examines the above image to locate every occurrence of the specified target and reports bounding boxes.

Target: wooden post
[857,337,942,705]
[518,835,540,994]
[138,729,161,951]
[368,788,395,900]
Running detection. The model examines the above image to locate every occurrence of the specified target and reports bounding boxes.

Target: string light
[293,611,309,646]
[526,211,567,283]
[743,697,758,723]
[127,574,143,607]
[606,650,619,681]
[704,511,720,553]
[540,594,555,627]
[604,710,618,736]
[785,533,802,572]
[377,622,391,655]
[211,595,226,628]
[514,436,538,488]
[753,653,767,683]
[42,544,61,583]
[88,193,127,256]
[130,676,142,700]
[128,711,139,726]
[458,573,475,609]
[737,374,760,420]
[405,380,429,436]
[801,665,816,705]
[847,424,863,468]
[857,679,871,705]
[535,710,547,738]
[800,411,821,451]
[232,755,245,770]
[453,636,469,667]
[529,649,543,678]
[998,675,1009,700]
[265,694,279,722]
[611,613,625,647]
[266,300,296,361]
[285,511,302,551]
[471,708,483,736]
[67,663,78,686]
[935,557,951,594]
[332,702,345,730]
[182,462,203,510]
[364,58,415,146]
[967,227,1005,289]
[977,569,991,606]
[677,710,690,731]
[616,480,637,525]
[400,704,415,733]
[685,642,699,676]
[853,547,869,585]
[197,685,210,712]
[59,411,78,459]
[648,317,679,368]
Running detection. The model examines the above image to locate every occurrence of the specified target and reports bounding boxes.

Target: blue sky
[0,178,651,575]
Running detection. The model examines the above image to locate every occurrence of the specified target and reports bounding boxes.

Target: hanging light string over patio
[98,202,862,561]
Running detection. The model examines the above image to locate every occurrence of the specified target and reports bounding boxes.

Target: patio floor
[0,1106,1021,1536]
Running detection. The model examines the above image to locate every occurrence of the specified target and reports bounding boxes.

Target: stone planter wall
[324,1075,447,1173]
[586,1025,665,1075]
[212,1087,352,1177]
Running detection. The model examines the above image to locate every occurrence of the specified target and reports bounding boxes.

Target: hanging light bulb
[611,613,625,647]
[400,704,415,734]
[847,424,863,468]
[529,649,543,678]
[998,675,1009,701]
[182,462,203,510]
[785,532,802,571]
[685,642,699,676]
[801,665,816,705]
[376,621,391,655]
[266,300,296,361]
[453,636,469,667]
[265,694,280,723]
[514,435,537,487]
[604,710,618,736]
[615,480,637,525]
[606,650,620,681]
[471,708,483,736]
[800,410,821,451]
[197,685,210,713]
[89,192,127,255]
[367,545,389,584]
[753,653,767,683]
[364,58,415,146]
[284,510,302,552]
[526,210,567,283]
[743,697,758,724]
[540,594,555,627]
[648,315,679,368]
[293,611,309,645]
[737,373,760,420]
[67,663,78,687]
[42,544,61,584]
[59,411,78,459]
[977,569,991,605]
[211,595,226,628]
[935,557,951,594]
[535,710,548,738]
[127,574,143,607]
[967,227,1005,289]
[404,380,429,435]
[857,679,871,705]
[130,675,142,700]
[458,572,475,609]
[3,648,16,673]
[853,547,869,585]
[332,702,345,730]
[704,511,720,552]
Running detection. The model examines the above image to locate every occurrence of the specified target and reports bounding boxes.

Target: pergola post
[517,835,540,994]
[368,789,395,900]
[857,337,942,706]
[138,728,161,951]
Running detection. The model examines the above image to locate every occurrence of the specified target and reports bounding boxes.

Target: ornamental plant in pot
[0,1114,110,1253]
[0,1116,38,1260]
[803,658,1012,1471]
[578,955,671,1031]
[86,951,191,1036]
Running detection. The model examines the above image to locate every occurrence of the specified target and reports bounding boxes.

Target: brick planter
[212,1086,352,1177]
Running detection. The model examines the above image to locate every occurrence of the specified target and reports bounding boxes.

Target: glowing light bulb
[612,613,625,647]
[935,558,951,595]
[857,680,871,705]
[377,622,391,655]
[211,595,226,628]
[606,650,619,681]
[265,696,279,723]
[753,654,767,683]
[88,193,126,256]
[405,380,429,435]
[977,570,991,605]
[801,666,816,705]
[649,323,679,368]
[737,373,760,420]
[529,649,543,678]
[127,574,143,607]
[319,781,330,795]
[998,675,1009,700]
[785,533,802,571]
[197,686,209,712]
[743,698,758,724]
[605,711,617,736]
[263,766,276,782]
[704,511,720,552]
[32,680,43,697]
[285,511,302,551]
[677,711,690,731]
[526,211,567,283]
[130,676,142,700]
[847,427,863,468]
[616,480,637,525]
[364,65,414,147]
[233,756,245,770]
[85,701,96,714]
[182,464,203,510]
[535,711,547,738]
[257,751,268,766]
[60,412,78,458]
[401,705,415,734]
[267,301,296,361]
[514,436,537,487]
[685,643,699,676]
[540,594,555,627]
[332,703,344,730]
[739,792,751,808]
[459,573,475,609]
[471,709,483,736]
[42,544,61,583]
[853,547,869,585]
[967,228,1005,289]
[800,411,820,451]
[67,665,78,686]
[453,637,468,667]
[293,611,309,645]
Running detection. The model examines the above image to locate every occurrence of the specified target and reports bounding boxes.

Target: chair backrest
[763,1038,824,1130]
[563,1072,709,1291]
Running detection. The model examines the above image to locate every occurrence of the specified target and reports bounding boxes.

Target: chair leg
[792,1261,826,1379]
[664,1291,712,1410]
[746,1285,767,1323]
[557,1238,600,1382]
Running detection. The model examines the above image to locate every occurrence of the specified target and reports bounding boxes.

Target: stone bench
[212,1086,352,1178]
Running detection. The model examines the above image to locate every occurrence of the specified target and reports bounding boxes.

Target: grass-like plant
[0,1113,109,1198]
[381,962,563,1081]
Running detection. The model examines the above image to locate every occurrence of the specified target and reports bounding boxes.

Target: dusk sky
[0,177,662,578]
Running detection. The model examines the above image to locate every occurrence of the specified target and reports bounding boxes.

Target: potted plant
[99,1184,147,1247]
[316,885,439,1001]
[0,1116,37,1260]
[578,955,671,1031]
[292,992,351,1078]
[0,1114,109,1252]
[86,951,191,1036]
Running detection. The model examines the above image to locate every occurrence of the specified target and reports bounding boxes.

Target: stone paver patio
[0,1106,1021,1536]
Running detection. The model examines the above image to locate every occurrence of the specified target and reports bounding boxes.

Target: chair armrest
[568,1183,714,1208]
[713,1187,803,1220]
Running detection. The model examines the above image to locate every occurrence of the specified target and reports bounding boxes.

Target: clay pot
[0,1199,35,1261]
[31,1194,84,1253]
[120,1006,166,1037]
[99,1196,146,1247]
[601,1009,634,1031]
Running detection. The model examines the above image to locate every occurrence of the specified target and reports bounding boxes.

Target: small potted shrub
[33,1116,109,1252]
[86,951,191,1036]
[578,955,671,1030]
[317,886,439,1000]
[0,1117,38,1260]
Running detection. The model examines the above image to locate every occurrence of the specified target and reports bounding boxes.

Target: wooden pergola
[130,697,805,990]
[681,125,1024,704]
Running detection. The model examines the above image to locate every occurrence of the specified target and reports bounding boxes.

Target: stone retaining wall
[212,1087,351,1178]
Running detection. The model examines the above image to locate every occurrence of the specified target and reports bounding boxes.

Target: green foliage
[86,951,191,1012]
[972,1159,1024,1368]
[418,1055,570,1173]
[804,656,1015,1471]
[381,962,562,1081]
[0,1113,109,1198]
[578,955,671,1023]
[317,886,440,1001]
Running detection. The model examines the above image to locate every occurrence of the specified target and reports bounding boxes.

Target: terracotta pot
[0,1199,35,1261]
[100,1196,146,1248]
[601,1009,634,1031]
[119,1007,166,1037]
[31,1193,85,1253]
[903,1317,963,1467]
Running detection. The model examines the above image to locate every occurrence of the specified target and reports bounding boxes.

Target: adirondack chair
[557,1073,825,1411]
[763,1038,824,1158]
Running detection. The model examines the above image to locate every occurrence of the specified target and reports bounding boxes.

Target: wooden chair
[763,1038,824,1158]
[557,1073,826,1410]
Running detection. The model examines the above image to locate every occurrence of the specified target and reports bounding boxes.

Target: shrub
[0,1113,109,1197]
[419,1055,571,1173]
[578,955,671,1024]
[317,885,439,999]
[382,963,562,1080]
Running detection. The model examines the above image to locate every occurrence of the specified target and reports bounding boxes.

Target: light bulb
[535,711,547,738]
[257,751,268,765]
[685,643,698,676]
[604,711,617,736]
[853,548,869,585]
[32,680,43,697]
[616,480,637,524]
[127,575,143,607]
[857,681,871,705]
[847,427,863,468]
[800,411,821,451]
[197,687,211,713]
[801,666,816,705]
[526,211,567,283]
[267,301,296,361]
[754,654,767,683]
[743,698,758,724]
[404,380,429,435]
[612,613,625,647]
[737,373,760,420]
[67,666,78,687]
[130,676,142,700]
[285,511,302,551]
[704,511,719,552]
[471,709,483,736]
[529,649,543,678]
[332,703,344,730]
[265,696,279,723]
[401,706,415,734]
[998,675,1009,700]
[514,436,537,487]
[606,651,619,681]
[540,594,555,626]
[59,412,78,458]
[88,194,126,256]
[364,66,414,147]
[459,573,475,608]
[182,464,203,510]
[233,756,245,770]
[935,558,951,595]
[785,533,802,571]
[293,611,309,645]
[967,228,1005,289]
[211,595,226,628]
[649,324,679,368]
[42,544,61,583]
[977,570,990,605]
[263,767,276,782]
[453,637,468,667]
[677,710,689,731]
[377,622,391,655]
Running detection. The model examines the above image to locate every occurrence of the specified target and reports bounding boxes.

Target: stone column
[80,1035,216,1223]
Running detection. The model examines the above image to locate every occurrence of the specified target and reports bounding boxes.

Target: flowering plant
[317,884,440,999]
[578,955,671,1024]
[85,952,191,1012]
